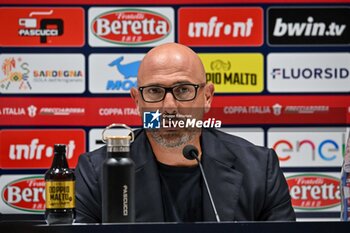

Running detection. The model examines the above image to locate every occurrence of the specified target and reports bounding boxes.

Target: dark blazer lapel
[131,130,164,222]
[201,129,243,222]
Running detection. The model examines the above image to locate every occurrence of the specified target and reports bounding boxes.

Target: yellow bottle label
[45,181,75,209]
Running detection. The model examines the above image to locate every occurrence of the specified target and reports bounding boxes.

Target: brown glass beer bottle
[45,144,76,224]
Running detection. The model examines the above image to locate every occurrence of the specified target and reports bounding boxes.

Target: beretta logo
[90,8,173,46]
[268,7,350,45]
[2,176,45,212]
[287,174,340,210]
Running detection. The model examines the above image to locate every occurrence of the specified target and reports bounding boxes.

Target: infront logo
[0,129,85,169]
[178,7,263,46]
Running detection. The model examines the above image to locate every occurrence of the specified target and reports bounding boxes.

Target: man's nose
[162,92,178,111]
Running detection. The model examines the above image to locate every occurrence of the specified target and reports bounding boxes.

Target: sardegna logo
[89,7,174,47]
[287,174,340,210]
[1,176,45,213]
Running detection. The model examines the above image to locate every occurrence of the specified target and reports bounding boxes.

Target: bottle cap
[54,144,66,154]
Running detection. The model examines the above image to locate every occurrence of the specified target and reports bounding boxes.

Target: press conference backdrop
[0,0,349,222]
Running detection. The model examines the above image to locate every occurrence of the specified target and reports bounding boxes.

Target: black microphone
[182,145,221,222]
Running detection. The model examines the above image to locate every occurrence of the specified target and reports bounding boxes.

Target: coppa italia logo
[1,176,45,213]
[287,174,340,210]
[89,7,174,47]
[0,7,84,47]
[0,129,85,169]
[178,7,263,46]
[199,53,263,93]
[268,7,350,45]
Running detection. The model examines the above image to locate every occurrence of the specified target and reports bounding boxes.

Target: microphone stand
[190,151,221,223]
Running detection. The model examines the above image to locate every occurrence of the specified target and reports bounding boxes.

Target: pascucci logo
[143,110,222,129]
[91,9,171,45]
[106,56,140,91]
[18,10,64,43]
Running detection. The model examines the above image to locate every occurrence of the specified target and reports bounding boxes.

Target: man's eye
[147,88,162,94]
[176,86,191,94]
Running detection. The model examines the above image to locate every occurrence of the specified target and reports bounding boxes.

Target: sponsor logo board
[218,128,264,146]
[199,53,263,93]
[89,7,174,47]
[285,173,341,212]
[268,7,350,46]
[0,54,85,94]
[0,96,348,126]
[267,53,350,93]
[208,95,349,125]
[0,175,45,214]
[178,7,263,46]
[268,128,346,167]
[89,54,144,93]
[0,7,84,47]
[0,129,85,169]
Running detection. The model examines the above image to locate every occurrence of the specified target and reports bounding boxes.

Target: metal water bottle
[102,124,135,223]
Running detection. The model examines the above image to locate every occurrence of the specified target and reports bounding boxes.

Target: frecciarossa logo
[287,174,340,210]
[91,9,171,44]
[2,176,45,212]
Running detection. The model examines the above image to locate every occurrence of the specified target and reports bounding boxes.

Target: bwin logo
[143,110,162,129]
[106,56,140,91]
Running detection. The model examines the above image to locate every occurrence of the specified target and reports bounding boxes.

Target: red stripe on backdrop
[0,0,349,5]
[0,96,348,126]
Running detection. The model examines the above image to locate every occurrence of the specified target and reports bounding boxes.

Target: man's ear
[130,87,141,116]
[204,83,214,113]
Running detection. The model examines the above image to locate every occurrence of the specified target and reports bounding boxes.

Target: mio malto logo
[1,176,45,213]
[89,7,174,47]
[143,110,222,129]
[268,7,350,45]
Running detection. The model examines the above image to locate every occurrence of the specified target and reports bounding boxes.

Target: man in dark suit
[75,43,295,222]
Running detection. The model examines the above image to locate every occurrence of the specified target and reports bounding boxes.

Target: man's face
[130,44,214,148]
